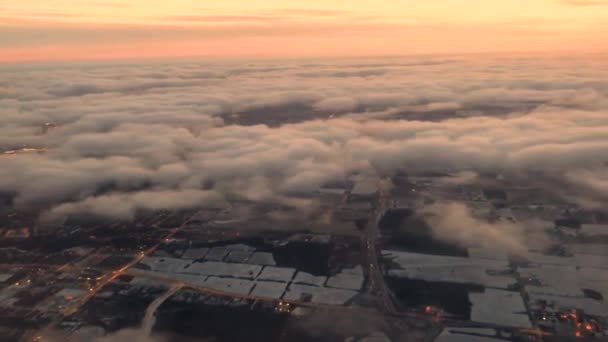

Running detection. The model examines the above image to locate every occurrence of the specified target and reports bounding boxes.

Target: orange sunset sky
[1,0,607,62]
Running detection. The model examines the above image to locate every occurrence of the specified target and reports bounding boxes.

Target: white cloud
[2,54,608,219]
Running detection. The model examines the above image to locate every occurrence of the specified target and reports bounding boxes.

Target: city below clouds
[1,54,608,221]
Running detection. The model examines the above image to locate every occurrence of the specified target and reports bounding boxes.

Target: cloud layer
[1,54,608,220]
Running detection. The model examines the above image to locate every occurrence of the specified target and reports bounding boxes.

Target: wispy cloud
[162,15,284,23]
[162,9,352,24]
[93,2,133,8]
[272,9,351,16]
[22,12,83,19]
[558,0,608,6]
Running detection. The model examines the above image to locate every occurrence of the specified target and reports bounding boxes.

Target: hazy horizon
[2,0,608,62]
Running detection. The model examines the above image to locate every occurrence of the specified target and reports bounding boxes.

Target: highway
[142,283,184,336]
[62,224,185,317]
[7,205,547,342]
[363,188,399,314]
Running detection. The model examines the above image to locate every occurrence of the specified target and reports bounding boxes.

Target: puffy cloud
[1,54,608,220]
[42,189,225,221]
[435,171,479,185]
[422,202,546,253]
[313,96,359,112]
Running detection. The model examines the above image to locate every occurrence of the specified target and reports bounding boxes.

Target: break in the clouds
[1,54,608,220]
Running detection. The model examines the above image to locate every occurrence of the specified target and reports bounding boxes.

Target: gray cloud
[1,54,608,221]
[422,202,550,254]
[43,189,225,221]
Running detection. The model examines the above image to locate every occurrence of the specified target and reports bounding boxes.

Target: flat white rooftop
[384,250,514,289]
[182,248,209,260]
[293,271,327,287]
[388,267,515,289]
[434,328,502,342]
[247,252,276,266]
[225,244,256,252]
[283,284,358,305]
[467,248,508,261]
[524,252,575,267]
[205,247,230,261]
[251,281,288,299]
[186,261,263,279]
[225,250,252,263]
[326,272,364,291]
[204,276,254,296]
[172,273,208,287]
[383,250,509,268]
[342,266,364,276]
[519,265,583,297]
[140,257,192,273]
[469,289,531,328]
[257,266,296,282]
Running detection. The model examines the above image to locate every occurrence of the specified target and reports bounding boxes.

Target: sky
[1,0,608,61]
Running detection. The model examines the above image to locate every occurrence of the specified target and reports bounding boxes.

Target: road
[142,283,184,336]
[14,206,547,341]
[363,191,399,314]
[62,224,186,317]
[30,214,196,341]
[127,268,355,310]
